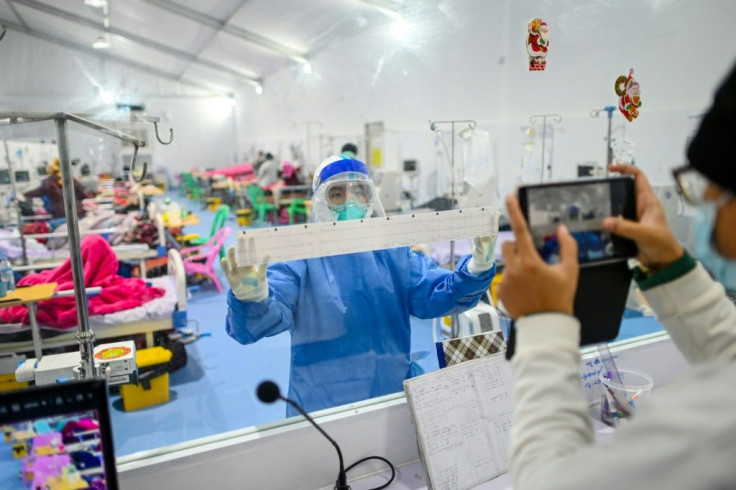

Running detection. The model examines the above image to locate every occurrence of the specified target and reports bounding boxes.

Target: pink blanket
[204,162,254,178]
[0,235,165,329]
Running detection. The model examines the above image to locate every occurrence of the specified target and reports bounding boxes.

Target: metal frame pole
[303,121,322,172]
[0,112,155,380]
[606,110,614,173]
[428,118,477,339]
[529,113,562,182]
[539,116,547,181]
[55,118,95,378]
[1,130,27,264]
[449,122,458,338]
[590,106,616,176]
[449,121,456,270]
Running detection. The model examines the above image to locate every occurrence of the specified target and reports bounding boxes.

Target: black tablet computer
[505,177,638,357]
[518,176,637,264]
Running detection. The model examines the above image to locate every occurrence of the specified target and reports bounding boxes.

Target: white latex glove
[221,246,268,302]
[467,235,497,275]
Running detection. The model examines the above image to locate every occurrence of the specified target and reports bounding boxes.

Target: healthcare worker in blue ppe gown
[223,156,498,416]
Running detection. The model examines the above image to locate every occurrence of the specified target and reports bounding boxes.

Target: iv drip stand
[1,130,28,265]
[529,113,562,181]
[590,106,616,176]
[428,118,477,339]
[303,121,323,172]
[0,111,157,379]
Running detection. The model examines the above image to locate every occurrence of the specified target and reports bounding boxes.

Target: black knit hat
[340,143,358,156]
[687,63,736,194]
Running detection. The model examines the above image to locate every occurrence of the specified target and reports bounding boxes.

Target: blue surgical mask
[694,203,736,290]
[335,200,367,221]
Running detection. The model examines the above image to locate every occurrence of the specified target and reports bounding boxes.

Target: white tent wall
[0,28,241,179]
[501,0,736,191]
[145,96,240,177]
[235,0,509,205]
[235,0,736,202]
[2,0,735,194]
[0,30,213,111]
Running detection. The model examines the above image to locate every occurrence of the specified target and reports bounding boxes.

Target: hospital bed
[0,247,187,357]
[8,212,167,278]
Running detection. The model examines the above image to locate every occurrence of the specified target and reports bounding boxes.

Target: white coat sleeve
[510,264,736,490]
[510,308,736,489]
[509,313,593,489]
[641,263,736,364]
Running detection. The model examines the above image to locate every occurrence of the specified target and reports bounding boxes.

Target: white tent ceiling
[0,0,410,95]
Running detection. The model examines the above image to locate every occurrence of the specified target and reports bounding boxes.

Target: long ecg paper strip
[236,207,499,266]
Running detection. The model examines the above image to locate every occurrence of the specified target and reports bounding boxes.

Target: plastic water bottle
[0,252,14,297]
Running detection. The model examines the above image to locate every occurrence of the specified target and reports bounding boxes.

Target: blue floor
[109,196,290,457]
[107,196,663,457]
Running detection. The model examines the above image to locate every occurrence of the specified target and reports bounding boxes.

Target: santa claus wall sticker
[615,69,642,121]
[527,18,549,71]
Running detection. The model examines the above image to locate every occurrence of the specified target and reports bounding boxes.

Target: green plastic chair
[182,173,204,203]
[183,205,230,258]
[246,186,277,224]
[287,199,308,224]
[178,172,191,198]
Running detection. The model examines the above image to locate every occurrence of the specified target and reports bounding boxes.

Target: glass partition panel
[0,0,734,461]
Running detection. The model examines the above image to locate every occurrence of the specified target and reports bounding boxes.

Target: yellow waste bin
[236,208,253,227]
[120,347,172,411]
[490,272,503,306]
[206,197,222,211]
[0,373,28,393]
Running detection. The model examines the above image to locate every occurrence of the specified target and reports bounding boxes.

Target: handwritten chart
[580,353,621,393]
[403,353,513,490]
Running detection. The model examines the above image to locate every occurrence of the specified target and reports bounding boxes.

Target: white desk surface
[349,415,616,490]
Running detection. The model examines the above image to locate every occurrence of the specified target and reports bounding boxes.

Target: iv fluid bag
[461,129,494,191]
[434,132,451,198]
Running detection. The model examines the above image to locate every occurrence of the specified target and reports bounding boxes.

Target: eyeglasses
[325,181,373,207]
[672,165,734,206]
[672,165,711,205]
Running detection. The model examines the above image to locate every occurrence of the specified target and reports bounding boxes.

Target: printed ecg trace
[236,207,499,266]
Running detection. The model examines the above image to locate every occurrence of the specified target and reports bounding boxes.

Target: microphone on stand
[257,381,350,490]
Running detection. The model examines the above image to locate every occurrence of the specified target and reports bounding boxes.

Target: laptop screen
[0,379,118,489]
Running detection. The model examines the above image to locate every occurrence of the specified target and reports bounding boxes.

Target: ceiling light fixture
[92,35,110,49]
[391,17,409,40]
[99,89,115,104]
[357,1,408,41]
[359,0,402,20]
[84,0,108,8]
[302,62,313,75]
[254,85,264,95]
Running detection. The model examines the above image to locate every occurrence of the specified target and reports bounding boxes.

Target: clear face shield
[311,172,386,222]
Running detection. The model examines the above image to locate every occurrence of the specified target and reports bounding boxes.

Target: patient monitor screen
[0,380,117,489]
[14,171,30,183]
[0,409,112,489]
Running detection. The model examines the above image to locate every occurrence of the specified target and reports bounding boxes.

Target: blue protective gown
[226,246,496,416]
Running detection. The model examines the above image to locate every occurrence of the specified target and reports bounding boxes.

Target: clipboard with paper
[403,351,513,490]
